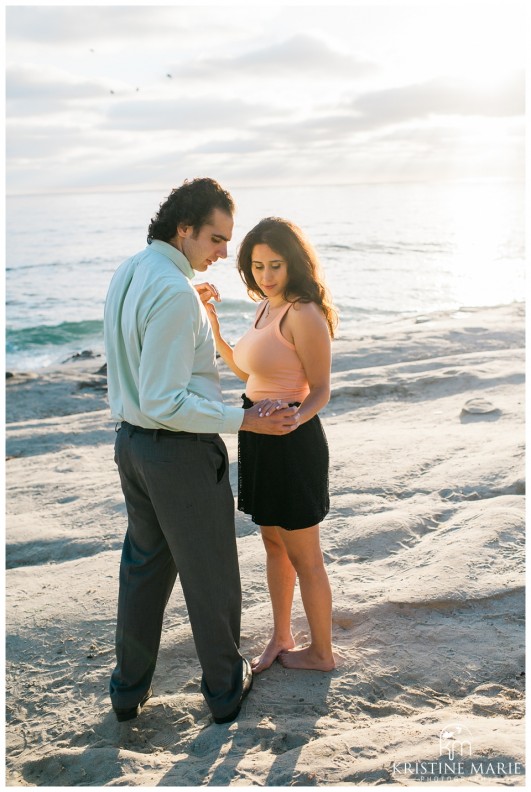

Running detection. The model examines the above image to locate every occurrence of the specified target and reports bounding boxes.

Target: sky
[4,0,526,195]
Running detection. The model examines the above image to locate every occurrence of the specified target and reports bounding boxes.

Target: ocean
[5,181,525,372]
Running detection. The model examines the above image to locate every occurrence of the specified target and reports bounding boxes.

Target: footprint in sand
[461,397,500,415]
[332,613,363,632]
[460,397,502,423]
[270,732,308,755]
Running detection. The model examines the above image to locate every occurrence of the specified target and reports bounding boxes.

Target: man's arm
[139,291,243,433]
[138,291,299,435]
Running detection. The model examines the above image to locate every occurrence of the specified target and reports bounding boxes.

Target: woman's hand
[254,398,292,417]
[205,302,249,382]
[241,404,300,434]
[204,301,221,338]
[194,282,221,305]
[196,282,221,337]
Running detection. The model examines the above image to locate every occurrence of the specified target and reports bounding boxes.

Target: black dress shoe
[213,660,253,725]
[113,687,153,722]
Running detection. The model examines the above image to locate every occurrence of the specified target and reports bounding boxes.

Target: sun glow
[445,183,524,308]
[445,7,521,81]
[388,3,524,89]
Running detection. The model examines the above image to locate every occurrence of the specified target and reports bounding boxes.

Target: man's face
[172,208,233,273]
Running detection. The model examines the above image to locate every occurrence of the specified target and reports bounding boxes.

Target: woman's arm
[288,302,331,424]
[204,301,249,382]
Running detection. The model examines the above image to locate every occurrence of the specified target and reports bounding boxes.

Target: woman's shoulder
[289,300,326,323]
[286,300,328,339]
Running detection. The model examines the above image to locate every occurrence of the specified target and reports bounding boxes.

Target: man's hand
[240,404,300,435]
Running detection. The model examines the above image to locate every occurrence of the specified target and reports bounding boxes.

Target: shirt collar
[148,239,195,281]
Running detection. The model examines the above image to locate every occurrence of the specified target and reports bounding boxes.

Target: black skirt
[238,394,330,530]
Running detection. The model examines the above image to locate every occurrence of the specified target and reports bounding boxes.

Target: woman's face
[251,243,289,302]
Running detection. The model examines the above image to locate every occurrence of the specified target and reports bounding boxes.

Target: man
[104,178,299,726]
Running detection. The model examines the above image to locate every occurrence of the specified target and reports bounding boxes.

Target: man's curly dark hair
[147,178,235,244]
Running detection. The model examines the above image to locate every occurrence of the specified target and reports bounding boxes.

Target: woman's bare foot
[251,635,296,674]
[278,645,336,671]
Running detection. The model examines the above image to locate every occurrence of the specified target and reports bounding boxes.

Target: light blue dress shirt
[104,239,244,433]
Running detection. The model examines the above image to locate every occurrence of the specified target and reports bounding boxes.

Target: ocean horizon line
[6,177,524,200]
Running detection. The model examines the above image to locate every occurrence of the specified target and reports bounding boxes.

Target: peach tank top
[233,301,310,403]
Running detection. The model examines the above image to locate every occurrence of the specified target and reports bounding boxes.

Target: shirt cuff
[220,405,245,433]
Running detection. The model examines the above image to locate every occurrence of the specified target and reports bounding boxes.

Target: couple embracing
[103,177,338,726]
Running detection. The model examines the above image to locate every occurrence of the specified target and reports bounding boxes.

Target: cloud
[191,138,268,155]
[175,33,376,80]
[248,69,525,145]
[6,65,111,115]
[6,123,133,161]
[185,68,525,153]
[6,6,195,45]
[353,71,525,124]
[5,5,524,193]
[102,96,269,132]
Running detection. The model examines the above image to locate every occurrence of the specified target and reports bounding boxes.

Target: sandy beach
[5,302,525,787]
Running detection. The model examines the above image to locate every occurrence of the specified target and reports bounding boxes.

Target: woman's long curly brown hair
[237,217,338,338]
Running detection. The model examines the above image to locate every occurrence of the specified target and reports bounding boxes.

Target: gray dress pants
[109,423,244,720]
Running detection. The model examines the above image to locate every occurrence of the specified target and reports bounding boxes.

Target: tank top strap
[255,300,295,330]
[274,301,295,323]
[252,301,269,329]
[255,300,269,324]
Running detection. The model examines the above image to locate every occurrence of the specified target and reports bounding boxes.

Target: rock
[62,350,101,363]
[76,378,107,391]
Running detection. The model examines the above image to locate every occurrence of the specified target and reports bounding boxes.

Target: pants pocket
[208,439,229,484]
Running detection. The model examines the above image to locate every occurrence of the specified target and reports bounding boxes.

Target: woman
[205,217,338,673]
